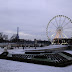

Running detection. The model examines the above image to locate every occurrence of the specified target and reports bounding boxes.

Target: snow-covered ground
[64,50,72,54]
[24,45,68,51]
[8,48,25,54]
[0,59,72,72]
[0,45,67,54]
[0,47,72,72]
[0,47,25,54]
[0,44,68,54]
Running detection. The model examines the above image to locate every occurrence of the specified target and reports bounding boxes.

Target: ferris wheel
[46,15,72,40]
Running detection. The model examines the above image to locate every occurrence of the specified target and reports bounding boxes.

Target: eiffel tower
[16,27,19,39]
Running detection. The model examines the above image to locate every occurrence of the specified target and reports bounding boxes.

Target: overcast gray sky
[0,0,72,40]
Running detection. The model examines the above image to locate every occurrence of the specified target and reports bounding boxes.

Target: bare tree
[3,34,8,40]
[0,32,3,39]
[10,34,17,40]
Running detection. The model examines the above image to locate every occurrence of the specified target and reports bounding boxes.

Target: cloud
[3,30,47,40]
[8,0,47,10]
[4,30,32,36]
[4,30,34,39]
[4,30,16,34]
[19,32,33,36]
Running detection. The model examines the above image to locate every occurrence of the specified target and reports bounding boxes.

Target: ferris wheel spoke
[55,18,59,27]
[62,33,68,38]
[61,33,63,36]
[59,17,61,26]
[63,27,72,29]
[47,30,55,33]
[63,21,70,28]
[50,22,57,28]
[55,33,59,38]
[51,33,55,38]
[61,17,66,26]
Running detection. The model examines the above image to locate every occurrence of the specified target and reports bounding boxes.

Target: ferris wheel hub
[56,26,63,32]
